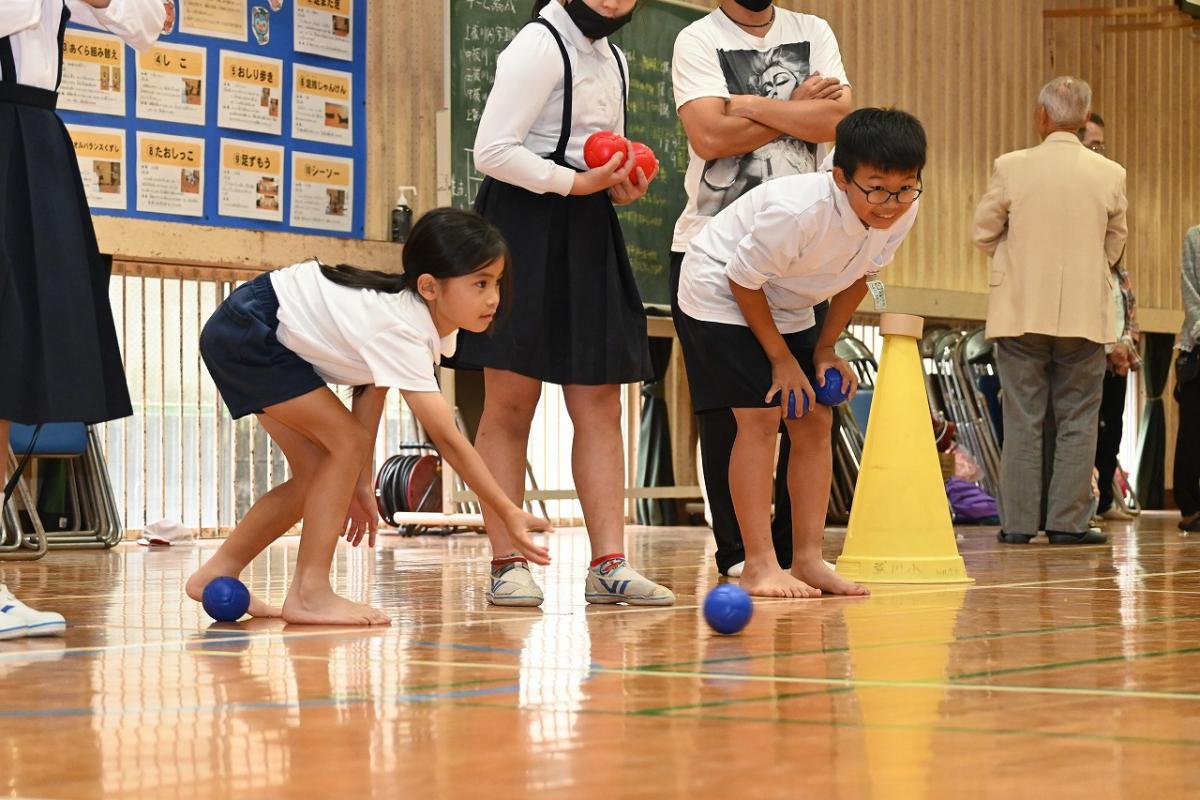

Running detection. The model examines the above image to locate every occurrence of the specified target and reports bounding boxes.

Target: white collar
[541,1,604,55]
[829,173,868,236]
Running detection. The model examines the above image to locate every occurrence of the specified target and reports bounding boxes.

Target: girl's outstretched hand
[503,508,553,565]
[343,479,379,548]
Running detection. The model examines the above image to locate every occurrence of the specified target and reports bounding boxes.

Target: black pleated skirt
[450,177,653,386]
[0,97,132,424]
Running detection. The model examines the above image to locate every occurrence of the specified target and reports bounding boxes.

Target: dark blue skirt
[199,274,326,420]
[0,87,131,424]
[449,177,653,386]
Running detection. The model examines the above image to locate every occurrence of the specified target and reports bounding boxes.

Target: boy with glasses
[672,108,924,598]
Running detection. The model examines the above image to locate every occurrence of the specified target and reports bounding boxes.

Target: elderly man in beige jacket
[973,76,1128,546]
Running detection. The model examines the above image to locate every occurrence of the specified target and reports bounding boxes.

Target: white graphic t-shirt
[671,8,849,253]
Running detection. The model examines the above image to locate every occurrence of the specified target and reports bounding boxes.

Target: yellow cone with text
[836,314,971,583]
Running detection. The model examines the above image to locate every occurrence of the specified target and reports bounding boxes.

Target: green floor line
[633,612,1200,673]
[951,644,1200,681]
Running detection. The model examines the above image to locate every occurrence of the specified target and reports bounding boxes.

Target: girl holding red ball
[452,0,674,608]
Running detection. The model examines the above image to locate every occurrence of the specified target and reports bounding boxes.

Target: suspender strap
[0,5,69,103]
[0,35,16,84]
[608,42,628,137]
[55,6,71,91]
[529,18,574,164]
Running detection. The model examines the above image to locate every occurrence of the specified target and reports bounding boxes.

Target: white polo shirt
[678,172,918,333]
[270,260,458,391]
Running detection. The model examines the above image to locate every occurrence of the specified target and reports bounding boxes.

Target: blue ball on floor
[202,577,251,622]
[815,368,850,406]
[704,584,753,635]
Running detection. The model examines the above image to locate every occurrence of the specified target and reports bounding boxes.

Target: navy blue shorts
[199,273,326,419]
[673,308,822,414]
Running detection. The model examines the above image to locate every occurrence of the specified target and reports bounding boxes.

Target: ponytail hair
[319,261,410,293]
[318,206,510,299]
[530,0,552,19]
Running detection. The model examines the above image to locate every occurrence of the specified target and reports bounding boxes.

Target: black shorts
[674,308,821,414]
[199,273,326,420]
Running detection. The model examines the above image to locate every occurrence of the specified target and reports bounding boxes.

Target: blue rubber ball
[202,577,251,622]
[785,390,810,419]
[704,584,753,635]
[815,368,850,406]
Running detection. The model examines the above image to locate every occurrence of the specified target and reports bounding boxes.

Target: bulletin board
[59,0,368,239]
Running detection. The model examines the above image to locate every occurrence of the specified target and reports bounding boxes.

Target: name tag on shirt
[865,272,887,311]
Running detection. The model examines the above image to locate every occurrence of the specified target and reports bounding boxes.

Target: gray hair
[1038,76,1092,127]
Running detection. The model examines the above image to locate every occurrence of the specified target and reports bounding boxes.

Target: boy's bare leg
[785,407,869,596]
[729,407,818,598]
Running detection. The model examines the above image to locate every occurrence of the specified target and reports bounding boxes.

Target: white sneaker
[585,556,675,606]
[0,586,66,638]
[486,560,544,607]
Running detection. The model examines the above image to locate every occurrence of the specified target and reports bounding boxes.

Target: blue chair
[2,423,121,560]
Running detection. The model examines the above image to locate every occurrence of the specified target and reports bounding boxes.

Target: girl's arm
[0,2,41,39]
[402,390,553,565]
[342,386,388,547]
[66,0,165,51]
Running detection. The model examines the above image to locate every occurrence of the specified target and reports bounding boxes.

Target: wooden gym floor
[1,514,1197,799]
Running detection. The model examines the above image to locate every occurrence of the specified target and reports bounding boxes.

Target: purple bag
[945,478,999,524]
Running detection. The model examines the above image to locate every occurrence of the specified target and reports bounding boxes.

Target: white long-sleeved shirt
[679,171,918,333]
[472,0,627,197]
[1,0,164,90]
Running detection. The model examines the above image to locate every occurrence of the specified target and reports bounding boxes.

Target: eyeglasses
[1086,142,1106,154]
[850,178,923,205]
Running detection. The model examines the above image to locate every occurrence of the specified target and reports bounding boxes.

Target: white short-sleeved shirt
[671,8,849,253]
[679,172,919,333]
[1,0,164,90]
[271,260,458,391]
[472,1,628,197]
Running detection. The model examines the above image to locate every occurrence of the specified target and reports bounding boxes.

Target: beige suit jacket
[972,131,1128,343]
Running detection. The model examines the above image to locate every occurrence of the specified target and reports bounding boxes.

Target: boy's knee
[734,409,782,440]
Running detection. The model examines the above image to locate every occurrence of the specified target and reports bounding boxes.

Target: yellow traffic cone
[836,313,972,584]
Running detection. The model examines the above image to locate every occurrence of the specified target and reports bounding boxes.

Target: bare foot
[738,562,819,599]
[281,587,391,626]
[186,564,282,618]
[791,559,870,597]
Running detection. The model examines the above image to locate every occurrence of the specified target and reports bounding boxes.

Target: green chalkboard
[448,0,707,306]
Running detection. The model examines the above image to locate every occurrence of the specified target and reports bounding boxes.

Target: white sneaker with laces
[585,556,675,606]
[0,586,66,638]
[486,561,544,607]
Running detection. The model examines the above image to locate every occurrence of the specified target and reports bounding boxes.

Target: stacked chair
[2,423,123,560]
[826,332,875,523]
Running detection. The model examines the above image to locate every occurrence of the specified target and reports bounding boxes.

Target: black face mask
[733,0,773,12]
[564,0,635,39]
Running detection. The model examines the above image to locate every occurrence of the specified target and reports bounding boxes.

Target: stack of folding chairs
[1,423,123,560]
[826,332,875,523]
